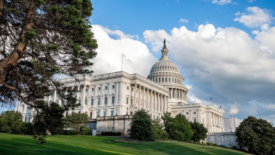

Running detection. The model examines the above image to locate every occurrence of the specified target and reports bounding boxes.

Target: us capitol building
[15,40,224,134]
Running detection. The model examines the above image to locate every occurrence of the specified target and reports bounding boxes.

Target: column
[147,88,149,109]
[88,85,91,107]
[138,84,141,107]
[142,86,145,108]
[83,85,86,106]
[53,90,57,102]
[76,85,80,102]
[115,82,119,104]
[150,90,152,109]
[15,98,18,112]
[134,84,137,106]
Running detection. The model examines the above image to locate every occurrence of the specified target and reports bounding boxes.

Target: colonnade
[169,88,187,100]
[131,84,168,115]
[150,76,182,84]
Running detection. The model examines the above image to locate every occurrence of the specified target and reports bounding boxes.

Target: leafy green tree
[0,0,97,112]
[162,112,193,142]
[235,116,275,155]
[129,109,155,141]
[0,111,22,133]
[190,121,207,142]
[33,102,65,144]
[64,112,89,132]
[152,118,168,140]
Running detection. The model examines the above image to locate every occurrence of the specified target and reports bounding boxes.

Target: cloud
[229,102,239,114]
[143,24,275,123]
[234,7,274,28]
[212,0,231,5]
[179,18,189,23]
[90,25,157,77]
[248,0,254,3]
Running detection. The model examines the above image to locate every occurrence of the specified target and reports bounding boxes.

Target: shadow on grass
[0,136,122,155]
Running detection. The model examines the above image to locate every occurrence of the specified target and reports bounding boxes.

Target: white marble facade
[15,40,224,133]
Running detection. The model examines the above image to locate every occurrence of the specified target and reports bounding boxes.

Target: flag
[220,106,222,108]
[210,98,212,101]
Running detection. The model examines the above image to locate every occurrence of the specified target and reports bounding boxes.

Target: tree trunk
[0,43,25,85]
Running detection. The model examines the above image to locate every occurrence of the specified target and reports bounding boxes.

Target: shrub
[101,131,121,136]
[235,116,275,155]
[80,126,91,135]
[162,113,193,142]
[129,109,155,141]
[63,130,78,135]
[17,122,34,135]
[3,125,12,133]
[190,121,207,143]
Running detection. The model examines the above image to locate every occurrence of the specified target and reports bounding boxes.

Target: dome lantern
[160,39,169,60]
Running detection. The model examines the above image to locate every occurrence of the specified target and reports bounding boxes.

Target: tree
[162,112,193,142]
[33,102,65,144]
[235,116,275,155]
[129,109,155,141]
[64,112,89,132]
[190,121,207,142]
[0,0,97,110]
[152,118,168,140]
[0,110,22,133]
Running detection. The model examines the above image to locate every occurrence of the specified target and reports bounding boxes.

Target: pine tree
[0,0,97,109]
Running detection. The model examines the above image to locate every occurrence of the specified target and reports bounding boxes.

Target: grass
[0,133,252,155]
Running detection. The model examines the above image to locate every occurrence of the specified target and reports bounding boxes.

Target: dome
[147,39,184,85]
[149,59,181,74]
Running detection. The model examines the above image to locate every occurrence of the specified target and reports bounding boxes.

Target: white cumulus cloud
[212,0,231,5]
[90,25,157,77]
[234,7,274,28]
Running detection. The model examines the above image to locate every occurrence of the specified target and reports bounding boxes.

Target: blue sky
[2,0,275,124]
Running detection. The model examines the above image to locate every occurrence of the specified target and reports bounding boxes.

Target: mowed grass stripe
[0,133,252,155]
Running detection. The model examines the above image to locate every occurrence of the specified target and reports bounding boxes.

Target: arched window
[105,97,108,106]
[162,78,164,82]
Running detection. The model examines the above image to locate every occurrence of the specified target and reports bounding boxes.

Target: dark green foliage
[64,113,89,132]
[152,118,169,140]
[101,131,121,136]
[63,130,78,135]
[17,122,34,135]
[33,102,65,144]
[0,111,22,133]
[79,126,91,135]
[235,116,275,155]
[129,109,155,141]
[162,112,193,142]
[190,121,208,142]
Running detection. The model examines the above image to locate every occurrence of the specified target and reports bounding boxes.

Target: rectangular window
[61,102,64,107]
[85,99,87,105]
[25,117,27,122]
[112,96,115,105]
[92,88,94,91]
[74,92,77,97]
[79,90,81,93]
[112,85,115,89]
[105,97,108,106]
[91,99,93,106]
[98,98,100,106]
[105,86,108,90]
[127,86,129,90]
[194,112,196,114]
[98,87,101,90]
[97,111,99,117]
[22,106,25,113]
[78,100,81,104]
[131,99,133,105]
[126,98,129,104]
[194,119,196,122]
[86,89,88,92]
[103,110,106,116]
[111,110,114,116]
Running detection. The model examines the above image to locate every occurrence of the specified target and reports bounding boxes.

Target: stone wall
[92,115,133,136]
[207,132,239,148]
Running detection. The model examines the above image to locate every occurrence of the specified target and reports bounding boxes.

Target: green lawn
[0,133,251,155]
